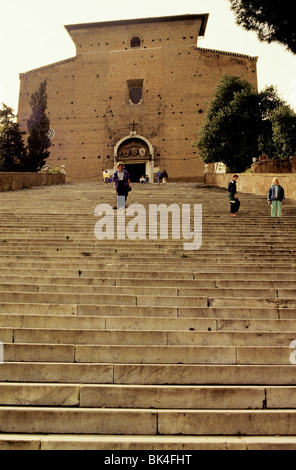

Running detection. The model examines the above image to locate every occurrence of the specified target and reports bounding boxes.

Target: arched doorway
[114,134,154,183]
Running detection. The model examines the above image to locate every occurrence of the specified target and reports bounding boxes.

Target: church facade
[18,14,258,182]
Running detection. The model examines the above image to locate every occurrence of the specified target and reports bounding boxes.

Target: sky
[0,0,295,112]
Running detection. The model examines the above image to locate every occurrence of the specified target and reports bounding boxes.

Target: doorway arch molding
[114,133,155,183]
[114,133,154,163]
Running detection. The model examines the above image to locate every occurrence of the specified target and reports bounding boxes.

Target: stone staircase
[0,181,296,450]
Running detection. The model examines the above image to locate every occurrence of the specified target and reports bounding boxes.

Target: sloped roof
[65,14,209,37]
[197,47,258,61]
[19,57,77,78]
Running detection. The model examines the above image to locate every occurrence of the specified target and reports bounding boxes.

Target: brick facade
[18,14,258,183]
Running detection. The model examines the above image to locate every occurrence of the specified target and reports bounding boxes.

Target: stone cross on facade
[131,120,138,134]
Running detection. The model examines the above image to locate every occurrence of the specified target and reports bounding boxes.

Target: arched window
[127,79,143,105]
[129,87,142,104]
[130,36,141,48]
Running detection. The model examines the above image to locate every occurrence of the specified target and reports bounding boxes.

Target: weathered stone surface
[79,385,265,409]
[0,181,296,449]
[0,383,79,406]
[158,410,296,436]
[0,407,157,435]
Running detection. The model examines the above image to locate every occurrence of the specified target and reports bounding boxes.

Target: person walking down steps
[267,177,285,218]
[112,162,131,209]
[228,174,240,217]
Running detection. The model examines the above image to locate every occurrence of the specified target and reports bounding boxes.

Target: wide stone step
[1,363,295,385]
[0,283,295,300]
[0,283,180,296]
[0,407,157,435]
[1,275,296,289]
[74,344,293,365]
[0,407,296,436]
[79,384,296,409]
[1,434,296,450]
[1,265,296,277]
[103,316,296,332]
[0,292,140,306]
[1,270,296,281]
[0,314,107,330]
[209,298,296,308]
[2,314,296,332]
[0,302,181,317]
[0,283,285,299]
[0,292,228,308]
[3,343,75,363]
[0,362,113,383]
[0,269,197,279]
[1,328,295,347]
[0,251,295,261]
[1,244,295,254]
[0,383,295,409]
[157,410,296,436]
[114,364,296,385]
[2,302,295,320]
[0,342,294,365]
[1,259,296,271]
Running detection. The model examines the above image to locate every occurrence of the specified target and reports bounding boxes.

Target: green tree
[25,80,51,172]
[196,75,294,172]
[0,104,27,171]
[197,75,261,172]
[269,105,296,159]
[229,0,296,54]
[257,85,286,158]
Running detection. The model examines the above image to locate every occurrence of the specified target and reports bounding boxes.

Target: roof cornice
[65,14,209,37]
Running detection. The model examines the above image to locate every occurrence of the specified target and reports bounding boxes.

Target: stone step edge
[0,283,295,296]
[1,363,295,385]
[2,314,296,331]
[2,328,296,343]
[1,304,296,321]
[0,383,294,410]
[1,434,296,450]
[1,407,296,436]
[1,343,295,365]
[1,277,296,286]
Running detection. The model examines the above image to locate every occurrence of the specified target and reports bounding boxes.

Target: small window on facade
[127,79,144,105]
[129,87,142,104]
[130,36,141,48]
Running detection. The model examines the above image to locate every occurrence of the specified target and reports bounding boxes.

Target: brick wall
[18,15,258,183]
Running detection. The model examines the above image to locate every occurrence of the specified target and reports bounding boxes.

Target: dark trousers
[117,181,128,199]
[117,181,129,208]
[230,198,240,214]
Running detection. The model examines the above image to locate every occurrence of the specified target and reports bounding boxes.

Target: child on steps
[267,177,285,218]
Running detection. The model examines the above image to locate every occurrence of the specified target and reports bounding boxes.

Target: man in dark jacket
[228,174,240,216]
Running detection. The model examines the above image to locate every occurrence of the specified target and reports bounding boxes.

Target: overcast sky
[1,0,295,112]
